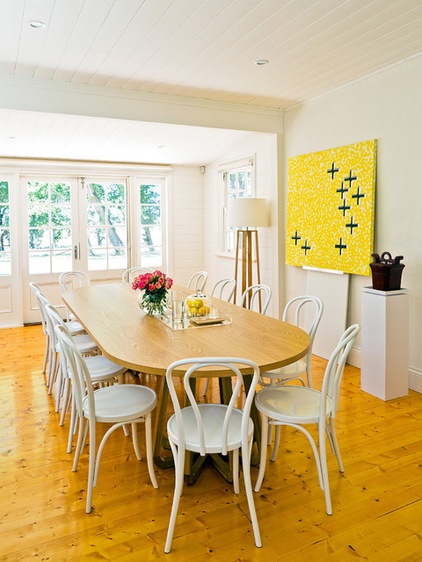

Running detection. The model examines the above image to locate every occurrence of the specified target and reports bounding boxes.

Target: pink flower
[132,270,173,296]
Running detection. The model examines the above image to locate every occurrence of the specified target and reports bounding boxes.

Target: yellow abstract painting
[286,139,377,276]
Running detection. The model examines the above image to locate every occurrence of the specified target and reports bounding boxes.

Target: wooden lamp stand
[233,228,261,310]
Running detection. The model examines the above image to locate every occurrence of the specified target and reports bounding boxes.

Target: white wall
[167,165,205,285]
[283,56,422,388]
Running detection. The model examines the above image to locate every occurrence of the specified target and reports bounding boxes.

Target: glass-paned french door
[19,174,167,325]
[82,179,128,271]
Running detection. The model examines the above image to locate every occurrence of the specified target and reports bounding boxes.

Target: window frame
[220,156,255,256]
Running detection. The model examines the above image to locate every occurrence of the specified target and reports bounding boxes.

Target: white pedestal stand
[361,287,409,400]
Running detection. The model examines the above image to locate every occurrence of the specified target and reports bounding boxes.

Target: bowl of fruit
[185,291,211,318]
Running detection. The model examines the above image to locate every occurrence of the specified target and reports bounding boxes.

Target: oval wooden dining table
[62,283,310,482]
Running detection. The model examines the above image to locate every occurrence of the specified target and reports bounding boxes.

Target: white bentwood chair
[43,301,98,410]
[59,270,90,323]
[210,277,236,303]
[121,267,152,284]
[260,296,324,389]
[164,357,262,553]
[29,282,50,375]
[187,270,208,292]
[55,324,158,514]
[240,283,272,315]
[254,324,360,515]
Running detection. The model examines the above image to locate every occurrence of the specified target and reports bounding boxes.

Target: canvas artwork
[286,139,377,276]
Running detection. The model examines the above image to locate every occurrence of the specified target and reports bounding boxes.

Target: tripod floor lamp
[228,198,269,310]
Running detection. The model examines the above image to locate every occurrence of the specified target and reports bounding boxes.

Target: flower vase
[138,291,167,316]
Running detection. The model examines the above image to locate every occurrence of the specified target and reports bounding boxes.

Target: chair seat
[167,404,254,455]
[255,386,330,424]
[73,334,98,354]
[67,320,85,335]
[83,384,157,423]
[84,355,125,381]
[263,359,306,380]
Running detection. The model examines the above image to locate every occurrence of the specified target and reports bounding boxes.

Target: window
[221,157,254,254]
[0,181,11,275]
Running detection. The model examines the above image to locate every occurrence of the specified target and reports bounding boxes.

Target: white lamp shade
[228,198,269,228]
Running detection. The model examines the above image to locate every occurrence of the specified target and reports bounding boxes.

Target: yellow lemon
[186,298,203,309]
[198,306,210,317]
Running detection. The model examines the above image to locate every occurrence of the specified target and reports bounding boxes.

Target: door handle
[74,245,79,259]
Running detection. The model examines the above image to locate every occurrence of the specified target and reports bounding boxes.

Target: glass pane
[28,228,49,250]
[141,225,161,247]
[107,183,125,204]
[87,227,106,249]
[107,226,127,251]
[50,183,71,204]
[108,205,126,225]
[87,248,107,270]
[0,181,9,204]
[108,248,127,269]
[0,252,11,276]
[52,251,72,273]
[28,205,49,227]
[29,251,50,274]
[52,228,72,249]
[88,183,105,202]
[87,205,106,226]
[141,246,162,267]
[51,205,71,226]
[140,184,160,204]
[141,205,160,225]
[27,182,48,203]
[0,205,10,226]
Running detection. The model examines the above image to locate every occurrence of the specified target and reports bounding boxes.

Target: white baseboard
[409,367,422,393]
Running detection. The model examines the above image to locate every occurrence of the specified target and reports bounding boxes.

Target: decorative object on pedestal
[133,270,173,315]
[228,197,269,310]
[370,252,405,291]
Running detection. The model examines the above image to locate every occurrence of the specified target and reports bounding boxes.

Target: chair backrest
[29,282,47,333]
[42,299,68,350]
[210,278,236,303]
[321,324,360,416]
[241,284,272,315]
[122,267,152,284]
[282,295,323,365]
[187,271,208,292]
[166,357,260,456]
[59,271,90,293]
[55,323,94,421]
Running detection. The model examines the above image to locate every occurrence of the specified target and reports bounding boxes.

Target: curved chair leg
[232,449,239,494]
[271,425,282,462]
[164,442,185,553]
[327,418,344,473]
[318,421,332,515]
[242,440,262,548]
[144,414,158,489]
[85,418,97,514]
[254,414,269,492]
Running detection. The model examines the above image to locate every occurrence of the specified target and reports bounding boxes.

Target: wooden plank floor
[2,325,422,561]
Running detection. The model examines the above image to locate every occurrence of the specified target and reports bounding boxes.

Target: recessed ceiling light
[254,59,269,66]
[29,20,47,29]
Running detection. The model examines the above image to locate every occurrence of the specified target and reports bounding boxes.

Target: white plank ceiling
[0,0,421,165]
